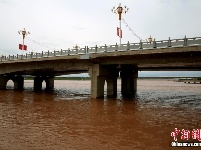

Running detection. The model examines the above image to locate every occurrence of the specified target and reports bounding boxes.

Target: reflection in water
[0,79,200,149]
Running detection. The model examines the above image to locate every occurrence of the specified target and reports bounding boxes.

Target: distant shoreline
[24,77,201,80]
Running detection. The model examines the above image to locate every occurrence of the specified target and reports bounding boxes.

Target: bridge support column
[120,65,138,98]
[13,76,24,90]
[0,76,8,89]
[45,77,54,91]
[106,77,117,97]
[89,64,118,99]
[34,77,43,91]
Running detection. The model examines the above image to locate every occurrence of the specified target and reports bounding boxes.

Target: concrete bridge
[0,36,201,98]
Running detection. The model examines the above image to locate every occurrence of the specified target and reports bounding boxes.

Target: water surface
[0,79,201,150]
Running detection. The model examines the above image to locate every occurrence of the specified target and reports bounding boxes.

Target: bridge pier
[120,65,138,98]
[34,76,54,91]
[0,76,8,89]
[0,75,24,90]
[45,77,54,91]
[13,76,24,90]
[34,77,43,91]
[106,77,117,97]
[89,64,118,98]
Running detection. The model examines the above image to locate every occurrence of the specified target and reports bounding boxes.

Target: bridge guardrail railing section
[78,47,86,54]
[154,40,169,48]
[1,36,201,62]
[171,39,185,47]
[129,43,141,50]
[187,37,201,46]
[106,44,118,52]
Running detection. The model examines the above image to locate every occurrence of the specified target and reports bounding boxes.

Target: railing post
[13,55,14,60]
[95,45,98,53]
[61,49,62,55]
[127,41,130,50]
[9,55,10,60]
[104,44,107,52]
[54,50,56,56]
[153,39,157,48]
[115,43,118,51]
[26,53,27,59]
[84,46,86,54]
[42,51,43,57]
[168,37,171,47]
[87,46,89,53]
[140,40,143,49]
[31,52,33,58]
[36,52,37,58]
[68,48,70,55]
[48,50,50,57]
[184,35,187,46]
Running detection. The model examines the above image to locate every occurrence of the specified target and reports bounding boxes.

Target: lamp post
[18,28,30,51]
[73,44,80,49]
[111,3,129,46]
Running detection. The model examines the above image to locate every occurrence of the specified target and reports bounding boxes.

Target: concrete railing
[1,36,201,62]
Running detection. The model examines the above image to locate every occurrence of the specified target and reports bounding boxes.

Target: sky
[0,0,201,76]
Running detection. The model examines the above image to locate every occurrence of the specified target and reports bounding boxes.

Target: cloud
[1,0,201,54]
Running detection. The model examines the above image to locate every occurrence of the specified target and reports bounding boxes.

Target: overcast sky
[1,0,201,55]
[1,0,201,76]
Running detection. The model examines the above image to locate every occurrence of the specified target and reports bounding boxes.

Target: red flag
[23,45,27,50]
[117,27,122,38]
[117,27,119,37]
[19,44,27,51]
[19,44,22,50]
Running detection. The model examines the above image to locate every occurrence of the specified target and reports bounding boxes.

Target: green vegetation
[54,77,90,80]
[24,76,91,80]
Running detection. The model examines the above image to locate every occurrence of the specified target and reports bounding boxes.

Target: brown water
[0,79,201,150]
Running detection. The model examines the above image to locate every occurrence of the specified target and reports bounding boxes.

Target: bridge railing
[1,36,201,62]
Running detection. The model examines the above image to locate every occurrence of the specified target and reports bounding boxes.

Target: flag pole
[22,35,24,55]
[119,19,121,46]
[111,3,129,49]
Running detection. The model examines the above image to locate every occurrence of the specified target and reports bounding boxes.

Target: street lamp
[111,3,129,46]
[148,35,153,43]
[73,44,80,49]
[18,28,30,50]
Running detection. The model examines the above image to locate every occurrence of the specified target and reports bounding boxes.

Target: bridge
[0,36,201,98]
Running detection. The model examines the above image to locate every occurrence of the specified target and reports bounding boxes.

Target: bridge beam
[89,64,118,98]
[120,65,138,98]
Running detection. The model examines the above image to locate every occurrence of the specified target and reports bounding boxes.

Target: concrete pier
[0,75,24,90]
[120,71,138,97]
[89,64,138,99]
[0,76,9,89]
[45,77,54,91]
[120,65,138,97]
[106,77,117,97]
[13,76,24,90]
[34,76,54,91]
[120,65,138,98]
[34,77,44,91]
[89,64,118,98]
